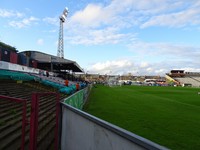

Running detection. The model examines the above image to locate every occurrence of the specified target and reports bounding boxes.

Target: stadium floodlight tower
[57,7,69,58]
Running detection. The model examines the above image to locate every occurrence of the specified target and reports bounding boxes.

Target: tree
[0,41,18,52]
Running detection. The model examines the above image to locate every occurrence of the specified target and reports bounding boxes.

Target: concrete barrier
[60,102,168,150]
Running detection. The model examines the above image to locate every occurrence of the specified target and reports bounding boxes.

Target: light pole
[57,7,69,58]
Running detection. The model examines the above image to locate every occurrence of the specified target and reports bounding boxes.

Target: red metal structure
[29,92,60,150]
[0,95,27,150]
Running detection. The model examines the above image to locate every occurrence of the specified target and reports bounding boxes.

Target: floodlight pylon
[57,7,69,58]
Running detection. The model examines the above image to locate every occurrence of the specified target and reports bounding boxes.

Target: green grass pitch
[83,85,200,150]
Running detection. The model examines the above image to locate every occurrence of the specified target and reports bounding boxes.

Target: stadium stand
[167,70,200,87]
[190,76,200,82]
[174,77,197,87]
[0,42,87,149]
[0,71,68,149]
[18,51,83,72]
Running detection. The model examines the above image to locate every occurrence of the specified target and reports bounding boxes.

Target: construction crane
[57,7,69,58]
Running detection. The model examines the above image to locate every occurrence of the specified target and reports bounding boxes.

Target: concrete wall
[60,103,168,150]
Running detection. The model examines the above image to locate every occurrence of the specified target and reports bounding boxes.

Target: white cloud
[65,1,137,45]
[0,9,24,18]
[129,40,200,61]
[68,0,200,30]
[69,4,105,28]
[0,8,40,29]
[88,59,133,75]
[141,7,200,28]
[68,0,136,29]
[155,69,166,74]
[140,62,149,68]
[86,37,200,76]
[43,17,58,26]
[64,0,200,46]
[66,27,135,45]
[37,39,44,45]
[9,16,39,28]
[87,58,200,76]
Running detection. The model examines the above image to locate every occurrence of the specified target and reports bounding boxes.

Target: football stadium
[1,3,200,150]
[1,40,200,150]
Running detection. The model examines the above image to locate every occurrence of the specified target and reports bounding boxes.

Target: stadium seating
[30,73,87,94]
[174,77,200,87]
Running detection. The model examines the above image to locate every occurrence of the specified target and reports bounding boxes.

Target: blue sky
[1,0,200,76]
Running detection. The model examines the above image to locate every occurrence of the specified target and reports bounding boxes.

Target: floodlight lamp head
[63,7,69,17]
[60,15,65,22]
[64,7,69,13]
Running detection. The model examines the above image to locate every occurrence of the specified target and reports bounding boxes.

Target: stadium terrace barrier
[29,92,60,150]
[0,95,27,150]
[60,86,168,150]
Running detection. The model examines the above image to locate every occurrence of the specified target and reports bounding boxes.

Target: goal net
[106,76,121,87]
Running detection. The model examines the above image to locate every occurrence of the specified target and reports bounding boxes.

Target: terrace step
[0,79,66,149]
